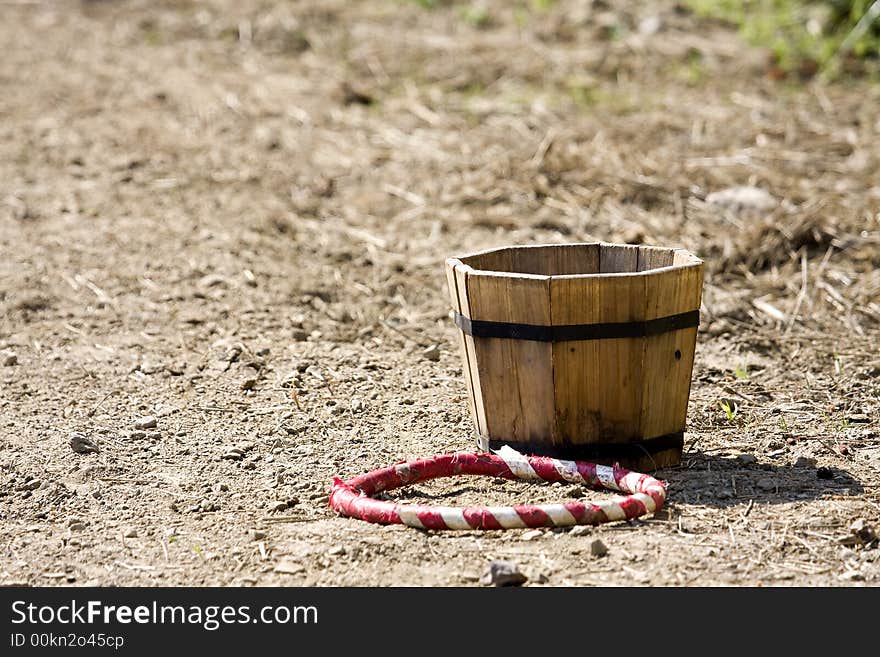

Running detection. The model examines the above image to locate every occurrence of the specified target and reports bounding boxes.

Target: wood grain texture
[452,262,488,438]
[465,270,556,446]
[639,260,704,442]
[459,243,601,276]
[445,258,482,438]
[599,243,639,273]
[637,245,675,271]
[550,273,646,446]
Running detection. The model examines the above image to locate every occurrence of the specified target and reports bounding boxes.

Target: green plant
[734,361,750,380]
[720,399,739,422]
[684,0,880,76]
[460,3,492,28]
[531,0,556,10]
[404,0,441,8]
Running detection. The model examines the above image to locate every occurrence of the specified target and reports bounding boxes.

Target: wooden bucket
[446,243,704,472]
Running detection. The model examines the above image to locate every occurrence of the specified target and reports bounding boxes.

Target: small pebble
[291,328,309,342]
[123,528,138,539]
[565,486,585,498]
[569,525,591,537]
[269,500,289,512]
[736,454,758,465]
[129,431,146,440]
[248,529,267,541]
[706,186,777,214]
[69,432,98,454]
[17,479,41,492]
[590,539,608,557]
[134,416,157,430]
[422,344,441,362]
[756,478,777,492]
[840,570,864,582]
[274,560,305,575]
[165,362,186,376]
[521,529,543,542]
[327,545,346,556]
[2,351,17,366]
[240,377,258,391]
[678,518,697,534]
[482,560,527,587]
[147,432,162,440]
[68,521,86,532]
[638,14,662,35]
[817,467,834,480]
[850,518,877,544]
[200,274,226,288]
[793,456,817,468]
[350,398,364,412]
[222,449,243,461]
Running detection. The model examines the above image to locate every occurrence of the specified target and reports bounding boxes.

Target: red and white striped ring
[329,446,667,530]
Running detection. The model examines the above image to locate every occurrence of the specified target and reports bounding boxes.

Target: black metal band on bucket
[453,310,699,342]
[486,431,684,463]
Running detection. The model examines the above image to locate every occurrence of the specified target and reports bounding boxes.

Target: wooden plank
[508,246,558,276]
[465,271,556,447]
[458,244,601,276]
[551,243,600,276]
[639,261,704,444]
[599,243,639,273]
[637,246,675,271]
[445,258,482,438]
[550,273,646,446]
[452,263,489,440]
[460,247,514,274]
[672,248,701,267]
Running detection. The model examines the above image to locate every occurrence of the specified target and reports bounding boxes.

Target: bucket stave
[446,242,704,472]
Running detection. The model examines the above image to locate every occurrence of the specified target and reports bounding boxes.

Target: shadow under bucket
[446,242,704,472]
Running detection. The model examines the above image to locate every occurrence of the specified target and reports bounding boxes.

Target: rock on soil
[274,560,305,575]
[706,186,777,214]
[590,539,608,557]
[2,350,17,366]
[134,416,157,430]
[756,478,777,492]
[482,560,527,587]
[850,518,877,545]
[69,432,98,454]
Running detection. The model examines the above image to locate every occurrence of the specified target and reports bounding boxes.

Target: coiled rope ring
[329,446,667,530]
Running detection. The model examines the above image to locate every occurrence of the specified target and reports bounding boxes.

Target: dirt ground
[1,0,879,587]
